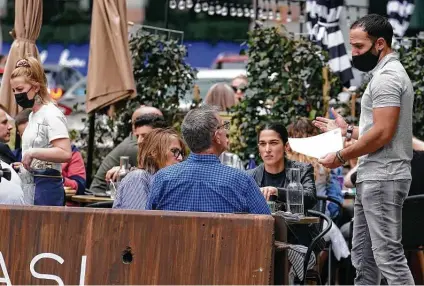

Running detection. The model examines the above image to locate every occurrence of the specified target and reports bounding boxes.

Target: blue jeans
[351,180,414,285]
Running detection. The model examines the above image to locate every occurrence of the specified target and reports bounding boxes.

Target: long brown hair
[286,118,330,180]
[138,128,186,174]
[11,57,51,104]
[204,83,236,111]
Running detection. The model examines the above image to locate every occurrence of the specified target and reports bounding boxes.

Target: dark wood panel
[0,206,274,285]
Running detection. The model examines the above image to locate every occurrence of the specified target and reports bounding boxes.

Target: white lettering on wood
[30,253,65,286]
[0,252,11,286]
[79,255,87,286]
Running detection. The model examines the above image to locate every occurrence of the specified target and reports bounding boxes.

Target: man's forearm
[341,126,388,160]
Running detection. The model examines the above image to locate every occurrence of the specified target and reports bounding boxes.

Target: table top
[71,195,114,203]
[272,214,320,225]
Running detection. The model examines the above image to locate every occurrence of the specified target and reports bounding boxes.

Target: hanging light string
[170,0,364,24]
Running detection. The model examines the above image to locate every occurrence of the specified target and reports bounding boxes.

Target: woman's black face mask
[14,87,34,108]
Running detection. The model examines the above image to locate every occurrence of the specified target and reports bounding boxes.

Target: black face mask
[14,89,35,108]
[352,42,382,72]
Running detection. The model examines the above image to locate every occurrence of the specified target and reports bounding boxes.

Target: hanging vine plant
[231,26,343,161]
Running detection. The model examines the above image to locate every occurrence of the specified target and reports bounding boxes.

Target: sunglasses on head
[170,148,184,159]
[231,85,247,93]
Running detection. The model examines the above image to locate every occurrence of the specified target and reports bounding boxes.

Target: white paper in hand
[288,128,343,159]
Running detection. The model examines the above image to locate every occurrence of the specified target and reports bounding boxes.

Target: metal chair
[301,209,333,285]
[316,195,344,285]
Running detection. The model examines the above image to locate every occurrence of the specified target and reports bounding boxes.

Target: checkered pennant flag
[306,0,354,86]
[387,0,415,37]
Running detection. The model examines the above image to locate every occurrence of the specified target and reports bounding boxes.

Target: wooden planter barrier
[0,206,274,285]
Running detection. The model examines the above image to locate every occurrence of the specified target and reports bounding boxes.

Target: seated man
[89,106,163,193]
[0,160,25,205]
[104,113,168,182]
[146,105,270,215]
[0,108,16,165]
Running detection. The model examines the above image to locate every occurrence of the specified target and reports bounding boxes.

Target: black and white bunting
[306,0,354,86]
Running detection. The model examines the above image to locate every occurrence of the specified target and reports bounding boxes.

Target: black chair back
[402,194,424,250]
[301,210,332,285]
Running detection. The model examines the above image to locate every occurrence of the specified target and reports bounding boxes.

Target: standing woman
[10,57,72,206]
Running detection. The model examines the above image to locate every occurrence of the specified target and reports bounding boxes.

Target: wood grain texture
[0,206,274,285]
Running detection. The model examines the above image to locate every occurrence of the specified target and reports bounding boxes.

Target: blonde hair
[286,117,330,180]
[204,83,236,111]
[11,57,51,104]
[138,128,186,174]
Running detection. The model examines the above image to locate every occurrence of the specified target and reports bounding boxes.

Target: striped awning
[306,0,354,86]
[387,0,415,37]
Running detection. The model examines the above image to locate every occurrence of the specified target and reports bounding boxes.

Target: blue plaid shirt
[146,153,271,215]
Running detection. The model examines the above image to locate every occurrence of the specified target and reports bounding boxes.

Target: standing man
[314,14,414,284]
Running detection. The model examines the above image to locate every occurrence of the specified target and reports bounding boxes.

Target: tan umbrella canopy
[0,0,42,116]
[86,0,136,114]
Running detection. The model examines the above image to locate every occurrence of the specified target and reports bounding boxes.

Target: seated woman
[286,118,343,220]
[113,128,186,210]
[204,83,237,111]
[204,84,242,169]
[248,122,319,283]
[247,122,317,211]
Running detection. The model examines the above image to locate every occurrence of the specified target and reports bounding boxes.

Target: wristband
[336,150,347,164]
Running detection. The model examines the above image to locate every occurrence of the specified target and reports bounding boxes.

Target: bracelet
[336,150,347,164]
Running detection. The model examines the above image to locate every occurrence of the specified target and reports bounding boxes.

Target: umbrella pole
[86,112,96,187]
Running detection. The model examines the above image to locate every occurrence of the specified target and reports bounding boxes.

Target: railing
[128,22,185,44]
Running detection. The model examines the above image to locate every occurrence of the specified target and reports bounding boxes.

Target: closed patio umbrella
[387,0,415,37]
[0,0,42,117]
[306,0,354,86]
[86,0,136,113]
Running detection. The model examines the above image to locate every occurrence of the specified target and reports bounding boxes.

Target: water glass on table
[286,168,304,215]
[107,181,119,200]
[221,152,234,166]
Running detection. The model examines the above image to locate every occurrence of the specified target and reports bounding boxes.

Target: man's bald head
[131,106,163,133]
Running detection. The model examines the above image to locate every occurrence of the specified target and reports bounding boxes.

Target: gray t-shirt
[357,53,414,183]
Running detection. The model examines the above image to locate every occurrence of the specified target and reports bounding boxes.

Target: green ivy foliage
[74,29,197,175]
[398,43,424,139]
[231,26,343,161]
[112,30,197,145]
